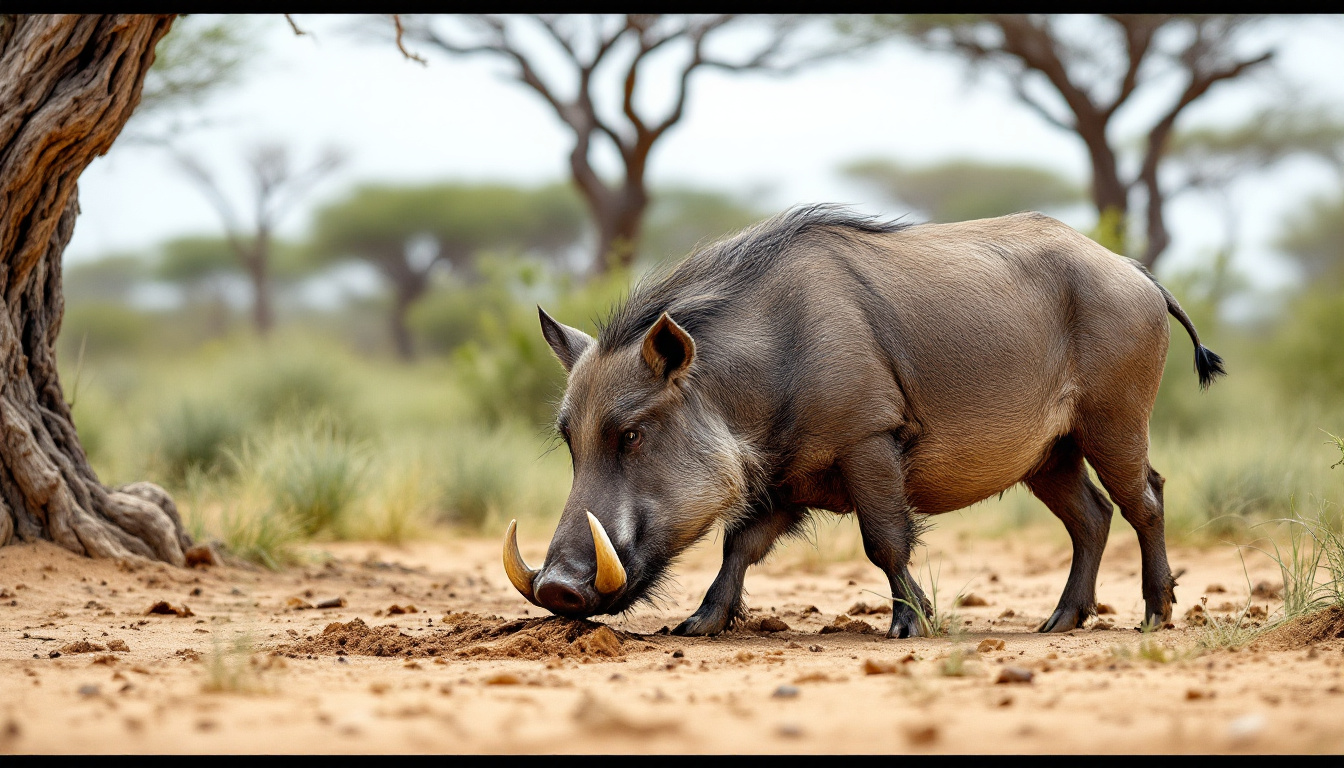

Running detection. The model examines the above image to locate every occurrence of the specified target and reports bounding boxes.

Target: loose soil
[1,521,1342,754]
[283,615,636,660]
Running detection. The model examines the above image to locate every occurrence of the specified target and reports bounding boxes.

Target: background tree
[174,141,344,335]
[857,14,1277,266]
[63,253,150,306]
[155,235,244,336]
[1162,104,1344,308]
[122,14,257,144]
[310,182,585,360]
[0,14,193,563]
[1277,196,1344,288]
[842,158,1084,223]
[403,14,820,274]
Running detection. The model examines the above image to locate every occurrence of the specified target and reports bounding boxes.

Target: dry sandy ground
[1,519,1342,755]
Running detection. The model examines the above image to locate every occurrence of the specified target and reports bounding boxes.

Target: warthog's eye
[621,429,642,450]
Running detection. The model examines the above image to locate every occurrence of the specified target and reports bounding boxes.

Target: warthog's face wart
[501,308,754,618]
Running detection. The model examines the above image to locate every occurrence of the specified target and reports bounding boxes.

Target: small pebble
[995,666,1034,684]
[772,685,800,699]
[977,638,1006,653]
[904,723,939,746]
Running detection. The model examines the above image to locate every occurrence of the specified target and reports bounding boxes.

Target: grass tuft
[893,557,964,639]
[202,634,271,694]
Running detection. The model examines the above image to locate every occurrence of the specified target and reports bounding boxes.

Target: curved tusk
[586,511,627,595]
[502,519,540,606]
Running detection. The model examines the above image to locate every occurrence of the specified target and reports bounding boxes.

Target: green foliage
[202,633,271,694]
[415,253,628,429]
[1267,289,1344,406]
[1276,194,1344,287]
[1169,104,1344,186]
[310,182,585,271]
[157,235,239,285]
[1328,431,1344,470]
[252,418,369,538]
[1196,611,1262,651]
[235,353,356,430]
[139,15,258,118]
[155,399,249,485]
[59,302,155,359]
[63,253,149,304]
[1110,633,1190,664]
[350,457,434,544]
[844,158,1084,223]
[179,460,302,570]
[893,557,962,638]
[1252,502,1344,614]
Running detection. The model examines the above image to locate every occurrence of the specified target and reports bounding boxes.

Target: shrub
[1269,290,1344,407]
[58,302,154,359]
[259,419,369,537]
[154,399,248,485]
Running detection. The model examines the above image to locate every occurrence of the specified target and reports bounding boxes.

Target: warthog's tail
[1133,262,1227,391]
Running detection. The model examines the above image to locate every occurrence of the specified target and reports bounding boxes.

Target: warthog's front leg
[672,506,806,636]
[839,433,929,638]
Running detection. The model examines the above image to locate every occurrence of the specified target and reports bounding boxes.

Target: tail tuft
[1194,345,1226,391]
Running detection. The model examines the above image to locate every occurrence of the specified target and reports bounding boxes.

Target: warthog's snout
[503,512,626,618]
[534,571,598,616]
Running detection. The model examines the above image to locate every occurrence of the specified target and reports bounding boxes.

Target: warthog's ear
[642,312,695,382]
[539,306,594,373]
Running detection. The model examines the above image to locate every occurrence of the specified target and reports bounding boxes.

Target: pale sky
[68,15,1344,298]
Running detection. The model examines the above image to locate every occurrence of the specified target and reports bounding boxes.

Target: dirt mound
[820,614,879,635]
[279,613,639,661]
[1257,605,1344,650]
[57,640,105,654]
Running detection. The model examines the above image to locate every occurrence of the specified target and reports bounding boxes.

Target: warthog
[504,207,1224,637]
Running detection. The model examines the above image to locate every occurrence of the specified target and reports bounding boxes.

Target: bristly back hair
[597,204,912,352]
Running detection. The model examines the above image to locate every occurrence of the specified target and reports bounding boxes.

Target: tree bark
[0,15,191,563]
[243,235,274,335]
[389,283,422,362]
[379,253,431,362]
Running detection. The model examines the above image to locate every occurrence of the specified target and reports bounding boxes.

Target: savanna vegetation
[0,13,1333,599]
[15,15,1344,591]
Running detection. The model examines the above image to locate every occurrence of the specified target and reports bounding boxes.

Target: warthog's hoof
[1037,605,1089,633]
[886,608,925,639]
[672,611,729,637]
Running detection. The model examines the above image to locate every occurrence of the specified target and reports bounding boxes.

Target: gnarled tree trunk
[0,15,191,564]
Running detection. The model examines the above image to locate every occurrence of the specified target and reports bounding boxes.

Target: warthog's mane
[596,204,913,353]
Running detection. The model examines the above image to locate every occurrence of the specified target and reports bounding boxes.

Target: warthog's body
[522,207,1223,637]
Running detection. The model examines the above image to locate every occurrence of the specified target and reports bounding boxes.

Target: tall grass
[253,417,369,537]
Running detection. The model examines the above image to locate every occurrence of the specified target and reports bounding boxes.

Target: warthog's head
[501,307,755,618]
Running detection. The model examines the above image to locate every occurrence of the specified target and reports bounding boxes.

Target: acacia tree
[402,14,818,274]
[1164,105,1344,297]
[175,142,344,335]
[0,15,194,563]
[861,14,1278,267]
[311,183,584,360]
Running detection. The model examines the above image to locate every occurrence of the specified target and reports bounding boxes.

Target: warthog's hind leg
[1082,435,1177,629]
[1026,435,1114,633]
